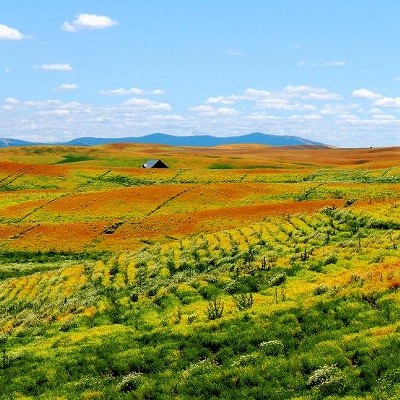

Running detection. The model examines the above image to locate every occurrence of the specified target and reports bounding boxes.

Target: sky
[1,0,400,147]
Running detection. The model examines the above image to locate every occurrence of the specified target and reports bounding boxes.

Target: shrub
[259,340,285,356]
[206,298,224,320]
[375,370,400,399]
[0,333,9,369]
[313,285,329,296]
[307,364,347,396]
[233,293,253,311]
[118,372,143,393]
[199,284,220,300]
[269,272,286,286]
[323,254,338,266]
[230,353,258,367]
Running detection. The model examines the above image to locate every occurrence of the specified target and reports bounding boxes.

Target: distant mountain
[64,132,326,147]
[0,133,327,148]
[0,138,42,148]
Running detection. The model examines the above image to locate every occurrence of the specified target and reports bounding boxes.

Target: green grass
[0,207,399,398]
[55,154,94,164]
[0,155,400,398]
[208,163,234,169]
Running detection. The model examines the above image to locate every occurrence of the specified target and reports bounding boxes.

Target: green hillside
[0,206,399,399]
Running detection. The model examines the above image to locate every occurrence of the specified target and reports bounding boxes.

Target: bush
[269,272,286,286]
[307,364,347,396]
[313,285,329,296]
[206,298,224,320]
[233,293,253,311]
[118,372,143,392]
[323,254,338,266]
[259,340,285,356]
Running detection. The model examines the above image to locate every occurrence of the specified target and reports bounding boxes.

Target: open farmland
[0,143,399,399]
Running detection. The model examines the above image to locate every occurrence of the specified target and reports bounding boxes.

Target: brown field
[0,143,399,252]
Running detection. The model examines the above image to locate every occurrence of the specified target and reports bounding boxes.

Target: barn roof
[142,159,168,168]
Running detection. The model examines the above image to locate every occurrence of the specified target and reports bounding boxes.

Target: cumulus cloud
[289,114,322,121]
[243,87,317,110]
[100,87,165,96]
[189,105,238,116]
[206,95,238,105]
[201,86,338,111]
[4,97,20,105]
[285,85,342,100]
[54,83,78,91]
[123,97,171,111]
[4,84,400,147]
[150,89,165,95]
[0,23,27,40]
[38,109,71,117]
[352,88,400,108]
[37,64,73,72]
[62,13,118,32]
[352,89,381,100]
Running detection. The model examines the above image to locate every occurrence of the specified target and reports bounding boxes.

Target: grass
[208,163,234,169]
[0,143,399,398]
[55,154,94,164]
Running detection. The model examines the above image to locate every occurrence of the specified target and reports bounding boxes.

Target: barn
[142,159,168,168]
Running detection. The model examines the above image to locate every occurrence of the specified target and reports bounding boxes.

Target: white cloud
[62,13,118,32]
[352,88,400,108]
[243,88,317,110]
[244,88,271,98]
[123,97,171,111]
[37,64,73,72]
[352,88,381,100]
[298,60,347,67]
[371,114,397,121]
[0,23,27,40]
[101,87,143,95]
[319,103,360,115]
[245,114,282,121]
[54,83,78,91]
[224,49,244,57]
[289,114,322,121]
[285,85,342,100]
[5,84,400,147]
[189,105,238,116]
[38,109,71,117]
[100,87,165,96]
[320,61,347,67]
[150,89,165,95]
[206,95,238,105]
[4,97,20,105]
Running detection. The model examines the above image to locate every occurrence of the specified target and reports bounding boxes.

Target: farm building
[142,159,168,168]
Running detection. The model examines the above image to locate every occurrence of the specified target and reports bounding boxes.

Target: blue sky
[1,1,400,146]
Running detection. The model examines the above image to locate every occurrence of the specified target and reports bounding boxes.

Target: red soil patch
[0,161,70,177]
[6,222,104,251]
[0,199,49,219]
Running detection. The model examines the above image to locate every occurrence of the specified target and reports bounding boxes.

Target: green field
[0,144,399,399]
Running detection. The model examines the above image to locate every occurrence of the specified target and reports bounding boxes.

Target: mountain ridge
[0,132,327,148]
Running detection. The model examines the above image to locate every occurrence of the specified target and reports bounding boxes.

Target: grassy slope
[0,144,399,399]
